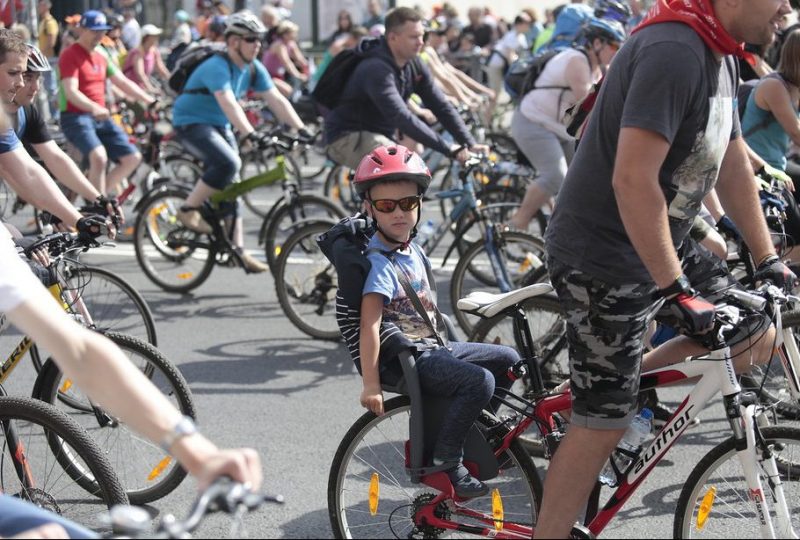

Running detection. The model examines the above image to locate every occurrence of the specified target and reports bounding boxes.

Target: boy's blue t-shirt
[363,235,438,340]
[172,54,274,128]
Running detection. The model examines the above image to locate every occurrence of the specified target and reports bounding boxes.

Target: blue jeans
[0,494,98,538]
[414,342,518,462]
[60,112,137,161]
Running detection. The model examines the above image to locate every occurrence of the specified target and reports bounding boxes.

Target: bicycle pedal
[569,523,595,539]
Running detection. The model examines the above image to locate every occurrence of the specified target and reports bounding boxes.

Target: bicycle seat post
[513,308,548,395]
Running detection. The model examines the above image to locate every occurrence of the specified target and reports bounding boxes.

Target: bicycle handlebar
[103,478,283,538]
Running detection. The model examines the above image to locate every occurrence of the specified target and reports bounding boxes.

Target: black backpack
[167,42,257,96]
[311,37,383,111]
[504,48,588,102]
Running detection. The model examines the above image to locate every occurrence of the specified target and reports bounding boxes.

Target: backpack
[504,48,588,102]
[542,4,594,51]
[311,37,382,111]
[316,215,417,375]
[167,42,256,96]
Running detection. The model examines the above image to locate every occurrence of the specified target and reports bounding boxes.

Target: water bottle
[598,408,654,487]
[415,219,436,248]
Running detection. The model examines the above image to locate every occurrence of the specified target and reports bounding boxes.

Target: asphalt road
[1,178,793,539]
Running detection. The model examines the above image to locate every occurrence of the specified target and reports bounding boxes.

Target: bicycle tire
[160,155,204,189]
[241,152,303,218]
[450,230,547,335]
[323,165,359,214]
[274,220,341,340]
[134,187,216,293]
[740,310,800,420]
[0,396,129,530]
[674,425,800,538]
[328,396,542,539]
[263,193,347,271]
[35,332,196,505]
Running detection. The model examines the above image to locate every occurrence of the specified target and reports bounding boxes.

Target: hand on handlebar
[757,163,795,192]
[663,290,716,337]
[75,215,109,243]
[190,447,263,493]
[755,255,798,292]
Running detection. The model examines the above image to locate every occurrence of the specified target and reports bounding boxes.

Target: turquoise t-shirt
[172,54,274,128]
[742,79,797,171]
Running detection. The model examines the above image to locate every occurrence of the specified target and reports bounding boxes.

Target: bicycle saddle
[456,283,554,318]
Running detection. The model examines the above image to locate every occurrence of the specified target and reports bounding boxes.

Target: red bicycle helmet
[353,145,431,199]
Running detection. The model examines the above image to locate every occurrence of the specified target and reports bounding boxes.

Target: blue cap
[639,408,654,421]
[81,10,113,31]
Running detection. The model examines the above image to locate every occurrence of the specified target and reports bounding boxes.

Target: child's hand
[360,384,384,416]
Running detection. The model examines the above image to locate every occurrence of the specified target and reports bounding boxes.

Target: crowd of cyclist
[2,0,800,537]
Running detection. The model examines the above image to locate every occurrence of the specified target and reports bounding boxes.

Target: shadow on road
[178,338,354,395]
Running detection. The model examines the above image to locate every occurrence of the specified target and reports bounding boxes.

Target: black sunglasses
[242,36,261,43]
[369,195,421,213]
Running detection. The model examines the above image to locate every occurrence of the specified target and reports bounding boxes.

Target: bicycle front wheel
[274,221,340,340]
[0,396,128,531]
[263,193,346,272]
[451,231,547,335]
[241,152,302,218]
[134,188,216,293]
[674,426,800,538]
[35,332,196,505]
[328,396,541,539]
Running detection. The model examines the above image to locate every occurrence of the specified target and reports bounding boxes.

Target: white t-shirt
[519,48,594,140]
[488,30,528,69]
[0,227,41,313]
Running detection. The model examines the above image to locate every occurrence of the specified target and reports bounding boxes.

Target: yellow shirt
[38,13,59,57]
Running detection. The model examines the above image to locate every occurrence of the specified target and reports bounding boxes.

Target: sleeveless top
[742,74,798,170]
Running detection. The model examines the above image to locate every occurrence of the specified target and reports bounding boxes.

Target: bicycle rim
[675,426,800,538]
[274,221,340,340]
[134,189,216,293]
[0,397,128,531]
[37,332,195,504]
[329,397,540,539]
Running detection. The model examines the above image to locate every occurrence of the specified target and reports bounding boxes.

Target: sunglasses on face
[242,36,261,43]
[606,41,620,51]
[369,195,421,213]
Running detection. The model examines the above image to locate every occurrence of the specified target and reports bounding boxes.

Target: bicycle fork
[716,354,793,538]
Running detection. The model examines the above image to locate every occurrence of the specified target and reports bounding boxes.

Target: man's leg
[0,494,98,539]
[87,145,109,195]
[536,259,657,538]
[326,131,393,171]
[60,113,105,193]
[96,119,142,195]
[105,151,141,195]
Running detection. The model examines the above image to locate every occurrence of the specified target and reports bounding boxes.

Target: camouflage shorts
[549,238,770,430]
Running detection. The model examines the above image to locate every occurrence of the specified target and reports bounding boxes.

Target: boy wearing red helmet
[355,145,519,499]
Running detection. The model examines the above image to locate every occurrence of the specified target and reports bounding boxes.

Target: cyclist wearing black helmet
[4,44,120,224]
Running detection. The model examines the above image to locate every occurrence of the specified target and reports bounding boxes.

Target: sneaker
[176,207,212,234]
[433,459,489,499]
[236,248,269,273]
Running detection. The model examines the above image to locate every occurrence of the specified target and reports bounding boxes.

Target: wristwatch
[659,274,693,299]
[159,416,197,453]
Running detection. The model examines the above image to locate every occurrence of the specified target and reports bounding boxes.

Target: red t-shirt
[58,43,117,113]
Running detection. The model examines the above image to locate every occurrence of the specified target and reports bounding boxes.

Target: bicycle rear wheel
[274,220,340,340]
[35,332,196,505]
[450,231,547,335]
[263,193,346,271]
[323,165,359,214]
[134,188,216,293]
[328,396,541,539]
[0,396,128,531]
[674,426,800,538]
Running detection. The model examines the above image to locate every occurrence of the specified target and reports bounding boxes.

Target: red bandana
[632,0,749,60]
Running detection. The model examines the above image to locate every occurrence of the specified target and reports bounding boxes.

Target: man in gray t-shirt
[536,3,796,537]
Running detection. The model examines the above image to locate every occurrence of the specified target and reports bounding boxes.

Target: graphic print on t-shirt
[667,67,734,223]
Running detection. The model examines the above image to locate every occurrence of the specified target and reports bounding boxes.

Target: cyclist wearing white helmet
[171,10,311,273]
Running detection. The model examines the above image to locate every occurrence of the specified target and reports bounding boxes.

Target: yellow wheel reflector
[274,245,282,257]
[492,488,504,531]
[369,473,380,516]
[60,379,73,393]
[178,272,194,280]
[696,486,716,531]
[520,253,544,273]
[148,456,173,481]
